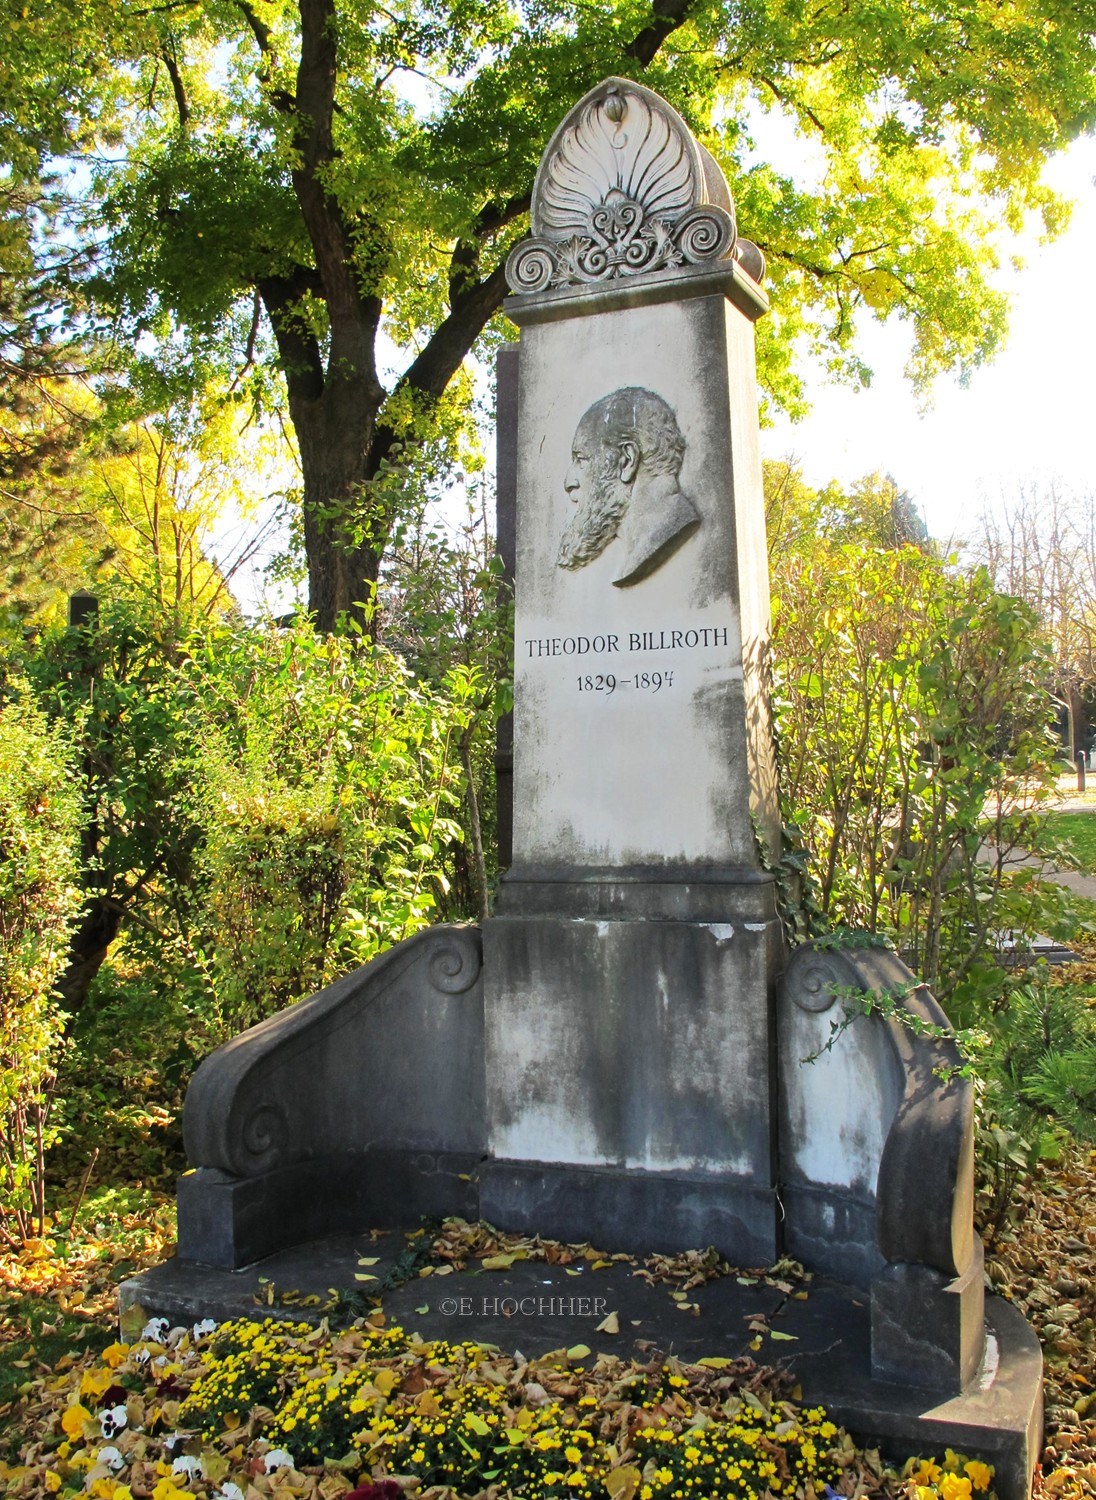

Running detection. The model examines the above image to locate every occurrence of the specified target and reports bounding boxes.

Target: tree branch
[759,74,825,135]
[291,0,383,393]
[238,0,295,111]
[161,42,190,130]
[369,258,511,481]
[237,0,274,56]
[257,272,326,402]
[625,0,695,67]
[471,191,532,242]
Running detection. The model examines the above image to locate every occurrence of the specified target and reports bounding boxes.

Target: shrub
[773,546,1062,1010]
[0,682,84,1240]
[186,620,471,1031]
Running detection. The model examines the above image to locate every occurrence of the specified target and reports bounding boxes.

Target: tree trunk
[54,896,124,1012]
[297,420,383,632]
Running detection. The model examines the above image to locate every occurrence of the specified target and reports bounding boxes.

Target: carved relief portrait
[557,387,701,588]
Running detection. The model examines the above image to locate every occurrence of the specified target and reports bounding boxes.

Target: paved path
[980,777,1096,902]
[987,848,1096,903]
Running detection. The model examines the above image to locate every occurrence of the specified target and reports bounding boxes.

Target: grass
[1040,811,1096,875]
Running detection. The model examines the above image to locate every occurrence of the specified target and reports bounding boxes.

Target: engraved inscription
[575,670,675,698]
[524,626,730,657]
[557,388,701,588]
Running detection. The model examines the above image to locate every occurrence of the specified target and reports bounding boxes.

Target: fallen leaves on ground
[428,1220,807,1302]
[0,1309,979,1500]
[983,1146,1096,1499]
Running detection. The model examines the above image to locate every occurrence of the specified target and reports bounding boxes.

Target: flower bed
[0,1311,997,1500]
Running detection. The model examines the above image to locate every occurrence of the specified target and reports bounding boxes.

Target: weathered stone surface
[871,1242,986,1392]
[483,912,781,1264]
[500,274,779,894]
[506,78,740,297]
[177,926,485,1268]
[778,939,986,1391]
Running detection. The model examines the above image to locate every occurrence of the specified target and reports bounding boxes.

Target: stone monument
[137,79,1043,1499]
[482,78,782,1263]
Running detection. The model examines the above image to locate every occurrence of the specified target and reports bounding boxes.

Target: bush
[186,620,471,1031]
[0,682,84,1240]
[773,546,1062,1010]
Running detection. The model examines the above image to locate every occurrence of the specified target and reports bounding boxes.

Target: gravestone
[481,78,782,1261]
[130,78,1043,1499]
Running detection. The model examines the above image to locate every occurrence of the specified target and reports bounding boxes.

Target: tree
[7,0,1095,627]
[765,460,930,569]
[972,487,1096,763]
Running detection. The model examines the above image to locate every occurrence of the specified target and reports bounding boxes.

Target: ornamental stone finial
[506,78,765,296]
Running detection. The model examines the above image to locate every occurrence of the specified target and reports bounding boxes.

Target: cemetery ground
[0,941,1094,1500]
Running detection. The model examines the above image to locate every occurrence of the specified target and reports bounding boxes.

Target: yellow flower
[80,1368,115,1399]
[151,1481,190,1500]
[565,1446,582,1464]
[939,1474,973,1500]
[61,1403,92,1439]
[101,1344,130,1369]
[44,1474,61,1494]
[909,1460,943,1486]
[964,1461,993,1492]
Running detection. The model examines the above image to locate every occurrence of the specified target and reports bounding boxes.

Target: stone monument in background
[134,78,1043,1499]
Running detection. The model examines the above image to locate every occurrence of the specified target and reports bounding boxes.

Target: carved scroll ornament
[507,79,763,295]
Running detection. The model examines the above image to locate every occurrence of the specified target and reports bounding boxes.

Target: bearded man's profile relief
[557,387,701,588]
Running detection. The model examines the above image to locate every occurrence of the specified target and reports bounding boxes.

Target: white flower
[140,1317,169,1343]
[262,1448,295,1473]
[192,1318,217,1338]
[99,1405,128,1439]
[95,1446,124,1473]
[216,1485,245,1500]
[172,1455,203,1477]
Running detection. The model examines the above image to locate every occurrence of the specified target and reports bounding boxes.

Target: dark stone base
[796,1294,1042,1500]
[871,1241,986,1393]
[176,1149,481,1268]
[780,1181,886,1290]
[483,911,782,1268]
[479,1157,779,1265]
[120,1235,1041,1500]
[495,864,777,922]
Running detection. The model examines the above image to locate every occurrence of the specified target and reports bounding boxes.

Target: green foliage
[974,1109,1064,1245]
[185,619,471,1030]
[23,589,208,998]
[4,0,1094,618]
[0,682,84,1241]
[985,978,1096,1141]
[379,486,513,919]
[773,537,1062,1008]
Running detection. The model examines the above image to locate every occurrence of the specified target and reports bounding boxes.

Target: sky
[759,134,1096,550]
[219,124,1096,614]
